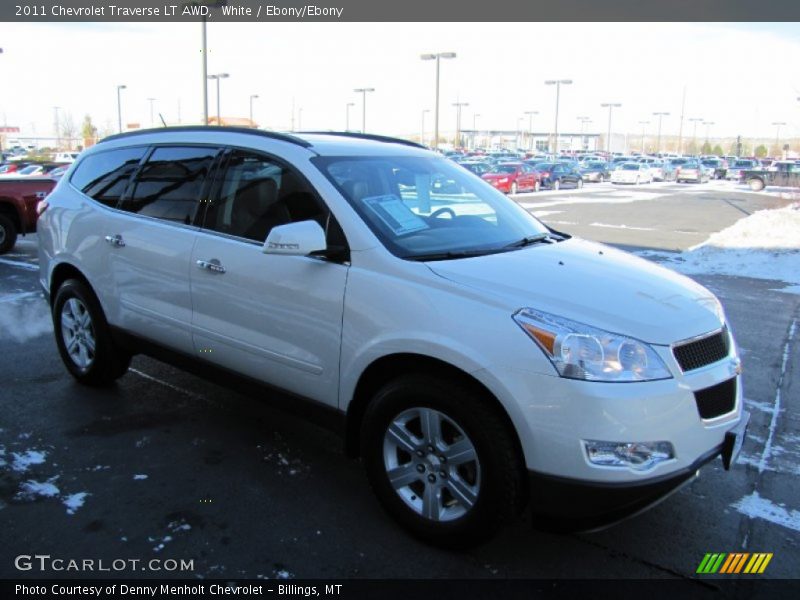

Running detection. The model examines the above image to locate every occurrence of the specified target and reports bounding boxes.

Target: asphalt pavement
[0,180,798,585]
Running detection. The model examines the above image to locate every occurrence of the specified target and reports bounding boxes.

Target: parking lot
[0,178,798,583]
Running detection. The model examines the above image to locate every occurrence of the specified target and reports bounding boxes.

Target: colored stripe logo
[696,553,773,574]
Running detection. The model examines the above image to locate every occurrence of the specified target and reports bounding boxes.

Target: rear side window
[70,147,146,207]
[120,146,219,224]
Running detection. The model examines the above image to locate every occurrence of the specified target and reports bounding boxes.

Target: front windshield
[490,164,518,174]
[622,163,640,170]
[314,155,553,260]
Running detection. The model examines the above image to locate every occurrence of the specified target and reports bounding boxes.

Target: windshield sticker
[362,195,429,235]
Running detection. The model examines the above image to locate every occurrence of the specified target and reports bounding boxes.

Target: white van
[37,127,748,546]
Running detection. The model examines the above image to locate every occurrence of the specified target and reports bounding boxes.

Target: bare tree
[59,112,78,150]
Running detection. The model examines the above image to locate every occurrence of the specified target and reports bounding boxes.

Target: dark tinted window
[120,146,218,223]
[203,151,327,243]
[70,147,146,207]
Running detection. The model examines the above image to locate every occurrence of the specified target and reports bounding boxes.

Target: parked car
[37,127,748,546]
[481,162,540,194]
[532,162,583,190]
[579,161,610,183]
[740,161,800,191]
[53,151,80,163]
[676,160,709,183]
[698,158,724,180]
[0,162,28,176]
[726,159,757,181]
[0,176,58,253]
[610,162,653,185]
[646,160,668,182]
[460,161,493,177]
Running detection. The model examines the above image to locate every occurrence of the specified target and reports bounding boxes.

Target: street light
[345,102,355,131]
[452,101,469,148]
[298,107,303,131]
[421,109,430,146]
[472,113,480,150]
[249,94,259,127]
[421,52,457,150]
[638,120,650,154]
[53,106,61,150]
[353,87,375,133]
[600,103,621,156]
[577,116,590,151]
[688,117,703,155]
[652,112,669,154]
[147,97,157,127]
[116,85,126,133]
[703,121,715,146]
[525,110,539,151]
[544,79,572,155]
[207,73,229,126]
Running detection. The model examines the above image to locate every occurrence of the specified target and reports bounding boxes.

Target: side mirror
[262,220,326,256]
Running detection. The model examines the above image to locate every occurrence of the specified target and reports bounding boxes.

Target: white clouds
[0,22,798,140]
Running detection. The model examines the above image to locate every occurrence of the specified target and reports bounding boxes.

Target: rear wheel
[362,374,524,547]
[0,213,18,255]
[53,279,131,386]
[748,178,765,192]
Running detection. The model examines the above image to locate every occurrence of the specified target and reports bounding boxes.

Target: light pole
[452,101,469,148]
[601,103,621,156]
[472,113,480,149]
[524,110,538,151]
[421,52,457,150]
[353,87,375,133]
[346,102,355,131]
[116,85,126,133]
[249,94,258,127]
[638,120,650,154]
[688,117,703,155]
[207,73,229,126]
[147,97,156,127]
[545,79,572,155]
[53,106,61,150]
[420,109,430,146]
[298,107,303,131]
[652,111,669,154]
[577,116,590,150]
[772,121,786,156]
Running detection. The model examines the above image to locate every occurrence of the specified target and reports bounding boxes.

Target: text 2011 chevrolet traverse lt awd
[38,128,748,546]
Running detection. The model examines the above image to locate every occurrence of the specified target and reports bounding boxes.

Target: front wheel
[362,374,524,547]
[53,279,131,386]
[748,178,765,192]
[0,213,18,255]
[534,180,540,193]
[510,182,518,195]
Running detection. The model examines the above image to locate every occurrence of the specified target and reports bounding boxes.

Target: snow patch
[17,478,60,500]
[732,492,800,532]
[0,298,53,342]
[133,474,148,480]
[11,450,47,472]
[63,492,89,515]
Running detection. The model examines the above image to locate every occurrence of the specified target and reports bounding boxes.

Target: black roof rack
[98,126,312,148]
[298,131,428,149]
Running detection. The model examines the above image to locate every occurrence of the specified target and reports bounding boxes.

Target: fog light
[584,440,675,471]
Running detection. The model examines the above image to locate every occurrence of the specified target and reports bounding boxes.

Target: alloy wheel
[60,298,96,369]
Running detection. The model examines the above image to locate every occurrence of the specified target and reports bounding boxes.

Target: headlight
[512,308,672,382]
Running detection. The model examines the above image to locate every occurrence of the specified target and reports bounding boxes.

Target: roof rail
[299,131,428,149]
[98,126,312,148]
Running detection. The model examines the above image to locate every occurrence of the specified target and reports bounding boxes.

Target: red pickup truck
[0,177,58,253]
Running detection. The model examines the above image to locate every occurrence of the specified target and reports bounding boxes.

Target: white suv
[38,127,748,546]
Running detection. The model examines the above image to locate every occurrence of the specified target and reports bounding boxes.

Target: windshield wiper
[503,233,552,249]
[404,248,503,262]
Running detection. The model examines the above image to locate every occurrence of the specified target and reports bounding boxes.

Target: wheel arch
[344,353,526,476]
[49,261,94,307]
[0,198,22,232]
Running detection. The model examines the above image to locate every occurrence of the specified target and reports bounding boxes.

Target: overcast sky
[1,21,799,141]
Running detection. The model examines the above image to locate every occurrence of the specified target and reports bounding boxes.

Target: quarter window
[120,146,219,224]
[69,147,146,207]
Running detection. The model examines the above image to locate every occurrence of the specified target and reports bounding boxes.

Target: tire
[553,179,560,191]
[52,279,131,386]
[576,178,583,189]
[0,213,18,255]
[361,374,524,548]
[510,182,518,195]
[749,178,765,192]
[534,180,540,193]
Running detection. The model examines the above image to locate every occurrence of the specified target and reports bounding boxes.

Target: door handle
[104,234,125,247]
[196,259,226,274]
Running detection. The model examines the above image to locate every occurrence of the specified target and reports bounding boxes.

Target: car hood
[426,238,723,345]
